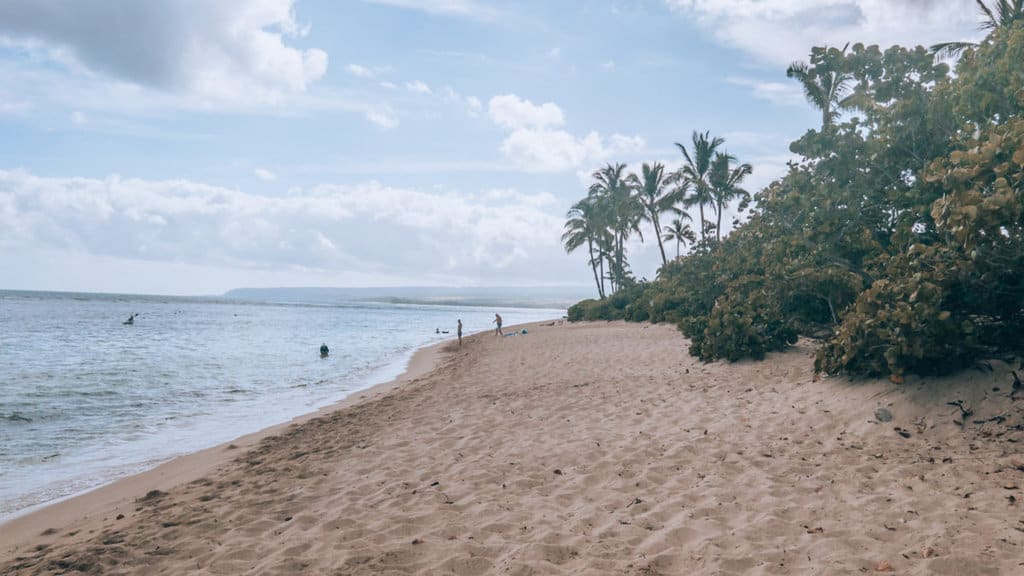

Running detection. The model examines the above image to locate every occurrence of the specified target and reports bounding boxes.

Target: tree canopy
[567,20,1024,379]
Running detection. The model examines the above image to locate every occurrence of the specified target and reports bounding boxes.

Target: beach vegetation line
[564,3,1024,380]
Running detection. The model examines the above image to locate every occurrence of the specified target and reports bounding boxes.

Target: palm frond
[930,40,977,60]
[977,0,999,30]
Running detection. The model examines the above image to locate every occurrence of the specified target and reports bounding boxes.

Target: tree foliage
[564,134,751,300]
[568,21,1024,378]
[931,0,1024,59]
[786,44,854,129]
[675,131,726,241]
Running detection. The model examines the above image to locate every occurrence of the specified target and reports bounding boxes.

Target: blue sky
[0,0,983,295]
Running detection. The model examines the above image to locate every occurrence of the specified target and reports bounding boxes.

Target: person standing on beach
[493,313,502,337]
[457,319,463,346]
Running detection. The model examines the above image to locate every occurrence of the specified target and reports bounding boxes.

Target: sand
[3,320,1024,575]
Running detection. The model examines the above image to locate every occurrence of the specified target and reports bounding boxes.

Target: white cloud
[488,94,564,130]
[0,97,32,115]
[441,86,484,117]
[311,182,562,270]
[500,130,646,173]
[601,60,616,70]
[500,129,602,173]
[315,231,336,251]
[487,94,645,172]
[0,0,328,105]
[365,107,400,128]
[361,0,500,20]
[346,64,376,78]
[346,63,392,80]
[609,134,645,151]
[727,77,806,107]
[254,168,277,181]
[0,169,563,277]
[70,110,87,125]
[666,0,982,66]
[441,86,459,101]
[380,81,398,89]
[405,80,433,95]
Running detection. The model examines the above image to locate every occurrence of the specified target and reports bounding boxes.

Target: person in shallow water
[320,343,329,357]
[123,313,135,325]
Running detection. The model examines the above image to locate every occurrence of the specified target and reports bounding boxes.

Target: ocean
[0,290,565,520]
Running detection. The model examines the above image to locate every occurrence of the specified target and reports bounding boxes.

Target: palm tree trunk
[715,199,723,242]
[609,250,614,293]
[599,252,608,295]
[699,204,706,241]
[652,213,667,265]
[586,237,602,299]
[616,232,624,289]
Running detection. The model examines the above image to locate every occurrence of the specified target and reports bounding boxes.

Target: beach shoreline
[4,320,1023,575]
[0,336,449,553]
[1,291,567,526]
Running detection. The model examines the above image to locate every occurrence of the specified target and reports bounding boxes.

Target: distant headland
[221,286,588,310]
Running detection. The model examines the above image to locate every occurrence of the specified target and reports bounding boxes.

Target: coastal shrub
[567,22,1024,378]
[818,24,1024,377]
[612,282,651,322]
[686,275,797,361]
[646,249,723,324]
[568,283,653,322]
[815,246,976,377]
[818,112,1024,375]
[567,298,614,321]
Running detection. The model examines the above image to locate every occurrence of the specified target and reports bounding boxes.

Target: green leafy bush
[686,276,798,361]
[815,246,976,376]
[568,23,1024,378]
[567,298,614,322]
[567,282,652,322]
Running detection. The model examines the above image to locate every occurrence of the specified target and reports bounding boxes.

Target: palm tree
[786,44,853,130]
[593,227,614,294]
[931,0,1024,59]
[708,152,753,242]
[589,163,642,292]
[662,213,696,259]
[626,162,675,266]
[562,197,606,299]
[674,130,724,242]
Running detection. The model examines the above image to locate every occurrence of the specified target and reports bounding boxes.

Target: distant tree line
[565,1,1024,379]
[562,132,751,298]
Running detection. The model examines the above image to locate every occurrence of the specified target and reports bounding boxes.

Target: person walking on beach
[457,319,463,346]
[493,313,502,337]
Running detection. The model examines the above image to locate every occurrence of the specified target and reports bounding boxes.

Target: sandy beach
[3,321,1024,575]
